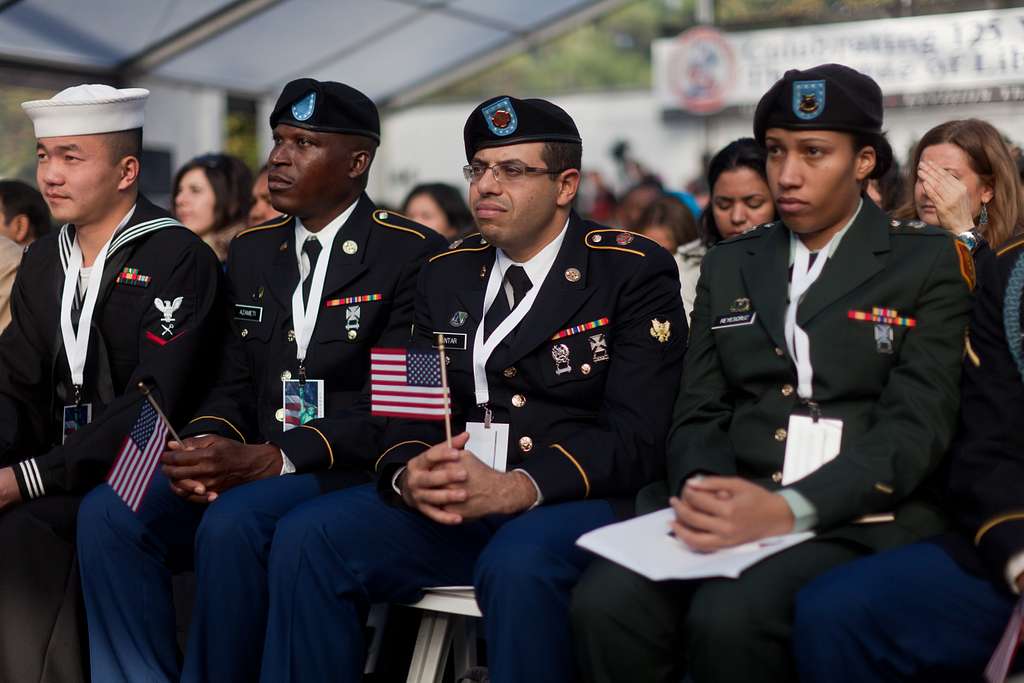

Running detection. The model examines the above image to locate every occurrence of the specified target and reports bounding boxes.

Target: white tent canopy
[0,0,626,106]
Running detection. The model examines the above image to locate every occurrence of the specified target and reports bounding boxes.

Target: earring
[979,202,989,226]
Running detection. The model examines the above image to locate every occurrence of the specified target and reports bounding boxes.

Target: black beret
[753,63,891,177]
[270,78,380,142]
[464,95,581,162]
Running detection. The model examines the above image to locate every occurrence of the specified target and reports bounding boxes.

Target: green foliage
[0,86,49,182]
[426,0,694,101]
[225,104,262,172]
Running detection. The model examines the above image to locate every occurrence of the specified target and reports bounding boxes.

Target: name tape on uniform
[711,312,757,329]
[234,304,263,322]
[433,331,468,351]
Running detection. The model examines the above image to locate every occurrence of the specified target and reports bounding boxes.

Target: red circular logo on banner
[666,26,736,115]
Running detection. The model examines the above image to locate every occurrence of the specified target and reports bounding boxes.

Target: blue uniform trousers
[794,541,1019,682]
[77,470,322,683]
[259,482,615,683]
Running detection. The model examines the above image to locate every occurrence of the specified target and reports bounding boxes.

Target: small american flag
[106,401,169,512]
[370,347,450,420]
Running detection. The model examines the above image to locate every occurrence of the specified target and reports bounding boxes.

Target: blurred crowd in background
[1,112,1022,327]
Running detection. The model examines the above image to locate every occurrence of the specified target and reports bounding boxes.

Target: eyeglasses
[462,161,565,184]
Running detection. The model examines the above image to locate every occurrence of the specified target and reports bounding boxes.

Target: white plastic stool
[405,587,482,683]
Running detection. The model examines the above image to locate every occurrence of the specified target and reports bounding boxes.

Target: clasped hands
[670,476,795,553]
[398,431,537,525]
[160,434,283,503]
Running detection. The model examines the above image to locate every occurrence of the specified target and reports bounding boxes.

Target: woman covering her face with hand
[895,119,1023,251]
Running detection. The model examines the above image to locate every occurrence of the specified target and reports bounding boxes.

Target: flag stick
[137,381,184,445]
[436,334,453,448]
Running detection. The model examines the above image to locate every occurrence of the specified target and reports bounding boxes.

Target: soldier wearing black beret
[76,79,446,682]
[571,64,973,682]
[257,94,686,681]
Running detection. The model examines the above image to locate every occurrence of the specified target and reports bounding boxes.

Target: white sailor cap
[21,84,149,138]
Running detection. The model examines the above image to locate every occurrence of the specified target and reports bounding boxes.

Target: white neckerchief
[290,201,358,367]
[60,205,136,393]
[784,200,862,399]
[472,218,569,407]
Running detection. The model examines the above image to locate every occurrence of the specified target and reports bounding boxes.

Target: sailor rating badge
[154,297,183,337]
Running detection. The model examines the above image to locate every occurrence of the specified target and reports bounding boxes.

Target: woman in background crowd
[636,195,700,317]
[865,158,903,212]
[666,138,778,319]
[896,119,1023,250]
[700,138,776,247]
[401,182,473,242]
[173,153,253,262]
[248,164,278,226]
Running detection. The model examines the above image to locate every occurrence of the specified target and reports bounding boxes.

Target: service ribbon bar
[116,267,151,287]
[551,317,610,340]
[325,293,383,307]
[848,308,917,327]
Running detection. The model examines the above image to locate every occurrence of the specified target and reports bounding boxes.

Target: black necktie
[302,237,322,306]
[484,265,532,338]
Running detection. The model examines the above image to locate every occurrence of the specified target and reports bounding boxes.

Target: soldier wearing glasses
[256,95,686,681]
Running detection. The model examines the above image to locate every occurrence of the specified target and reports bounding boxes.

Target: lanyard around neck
[60,236,114,398]
[472,258,543,406]
[784,238,831,399]
[290,231,339,372]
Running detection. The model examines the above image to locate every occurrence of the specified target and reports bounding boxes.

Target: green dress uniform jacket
[0,195,223,498]
[654,199,973,548]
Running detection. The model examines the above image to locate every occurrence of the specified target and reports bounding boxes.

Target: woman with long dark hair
[173,153,253,262]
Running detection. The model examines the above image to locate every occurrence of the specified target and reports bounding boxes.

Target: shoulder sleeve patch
[372,209,428,239]
[955,239,976,290]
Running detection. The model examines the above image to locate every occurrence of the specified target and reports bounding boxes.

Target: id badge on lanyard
[781,235,844,483]
[59,238,114,442]
[281,378,325,431]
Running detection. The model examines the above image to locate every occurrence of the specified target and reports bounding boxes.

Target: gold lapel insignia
[564,267,581,283]
[650,318,671,343]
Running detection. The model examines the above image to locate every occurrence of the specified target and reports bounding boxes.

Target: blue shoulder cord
[1003,252,1024,381]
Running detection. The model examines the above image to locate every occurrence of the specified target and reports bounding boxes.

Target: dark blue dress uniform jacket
[0,195,223,500]
[375,211,687,512]
[942,238,1024,586]
[182,194,447,475]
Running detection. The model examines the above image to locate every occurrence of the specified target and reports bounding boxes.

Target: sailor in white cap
[0,84,223,683]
